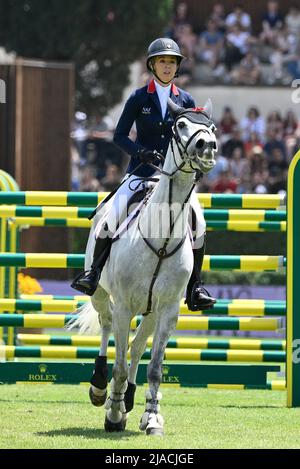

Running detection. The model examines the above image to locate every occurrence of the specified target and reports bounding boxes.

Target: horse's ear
[203,98,213,119]
[168,98,185,117]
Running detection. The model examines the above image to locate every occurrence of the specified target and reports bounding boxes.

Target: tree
[0,0,173,115]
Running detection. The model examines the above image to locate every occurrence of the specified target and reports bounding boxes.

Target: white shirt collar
[154,81,172,95]
[154,81,172,118]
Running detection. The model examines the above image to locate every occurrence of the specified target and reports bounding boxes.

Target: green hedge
[206,231,286,256]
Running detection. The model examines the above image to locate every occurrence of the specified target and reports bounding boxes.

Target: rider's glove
[137,148,159,164]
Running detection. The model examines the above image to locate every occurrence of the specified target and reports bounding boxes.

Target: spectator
[206,154,229,187]
[244,131,263,157]
[269,25,300,83]
[169,2,191,41]
[209,2,226,33]
[90,113,114,141]
[100,164,122,192]
[266,110,283,136]
[240,107,266,142]
[252,172,269,194]
[247,146,269,190]
[260,0,284,47]
[197,19,224,73]
[174,2,189,27]
[264,128,287,159]
[211,169,238,193]
[225,4,252,32]
[79,165,101,192]
[285,4,300,38]
[71,143,81,191]
[71,111,88,163]
[238,173,253,193]
[221,126,245,158]
[231,51,261,85]
[219,106,238,145]
[176,44,195,87]
[224,23,251,71]
[176,23,197,58]
[283,111,299,161]
[283,110,299,137]
[283,111,299,160]
[228,147,250,181]
[267,147,288,193]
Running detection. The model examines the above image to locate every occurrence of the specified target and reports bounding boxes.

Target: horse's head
[168,98,218,174]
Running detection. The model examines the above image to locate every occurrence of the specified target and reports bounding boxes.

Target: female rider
[72,38,215,312]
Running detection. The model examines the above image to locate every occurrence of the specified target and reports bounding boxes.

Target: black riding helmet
[146,38,185,84]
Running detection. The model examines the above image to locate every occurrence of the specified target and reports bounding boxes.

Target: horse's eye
[178,121,186,129]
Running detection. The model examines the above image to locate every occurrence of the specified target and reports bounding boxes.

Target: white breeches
[95,173,206,248]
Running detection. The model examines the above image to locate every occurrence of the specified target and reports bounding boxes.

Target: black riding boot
[71,236,112,296]
[185,240,216,311]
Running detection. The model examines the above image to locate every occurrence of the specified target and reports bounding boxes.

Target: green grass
[1,384,300,449]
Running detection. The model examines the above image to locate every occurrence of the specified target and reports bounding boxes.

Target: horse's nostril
[196,139,205,149]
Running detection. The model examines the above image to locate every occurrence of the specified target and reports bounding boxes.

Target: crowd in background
[197,105,298,195]
[71,104,299,197]
[71,0,300,197]
[167,0,300,87]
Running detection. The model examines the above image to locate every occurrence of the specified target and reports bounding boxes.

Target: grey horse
[69,99,217,436]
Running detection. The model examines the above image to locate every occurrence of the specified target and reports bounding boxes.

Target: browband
[176,109,215,128]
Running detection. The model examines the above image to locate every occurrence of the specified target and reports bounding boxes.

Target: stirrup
[71,269,101,296]
[185,281,216,312]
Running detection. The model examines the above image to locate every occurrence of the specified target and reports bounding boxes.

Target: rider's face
[152,56,178,85]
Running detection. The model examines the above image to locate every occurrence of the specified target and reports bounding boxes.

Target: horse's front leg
[104,305,131,432]
[89,287,111,407]
[140,304,179,437]
[125,314,156,414]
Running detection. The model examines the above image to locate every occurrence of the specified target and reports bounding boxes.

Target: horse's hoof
[146,427,164,437]
[124,382,137,413]
[104,416,126,432]
[89,386,107,407]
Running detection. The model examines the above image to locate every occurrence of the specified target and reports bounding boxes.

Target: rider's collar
[147,79,179,97]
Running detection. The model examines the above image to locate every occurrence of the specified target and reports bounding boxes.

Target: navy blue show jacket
[113,79,195,177]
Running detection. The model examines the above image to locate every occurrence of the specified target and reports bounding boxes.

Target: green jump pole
[287,150,300,407]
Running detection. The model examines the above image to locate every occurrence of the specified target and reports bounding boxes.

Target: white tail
[67,301,101,335]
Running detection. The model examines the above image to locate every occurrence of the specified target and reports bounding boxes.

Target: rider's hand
[137,148,159,164]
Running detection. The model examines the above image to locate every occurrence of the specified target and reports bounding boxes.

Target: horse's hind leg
[124,314,156,413]
[89,286,111,407]
[104,304,131,432]
[140,304,179,436]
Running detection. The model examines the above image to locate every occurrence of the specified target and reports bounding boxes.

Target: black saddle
[126,187,149,216]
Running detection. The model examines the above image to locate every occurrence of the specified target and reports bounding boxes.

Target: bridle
[137,109,216,317]
[146,109,216,180]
